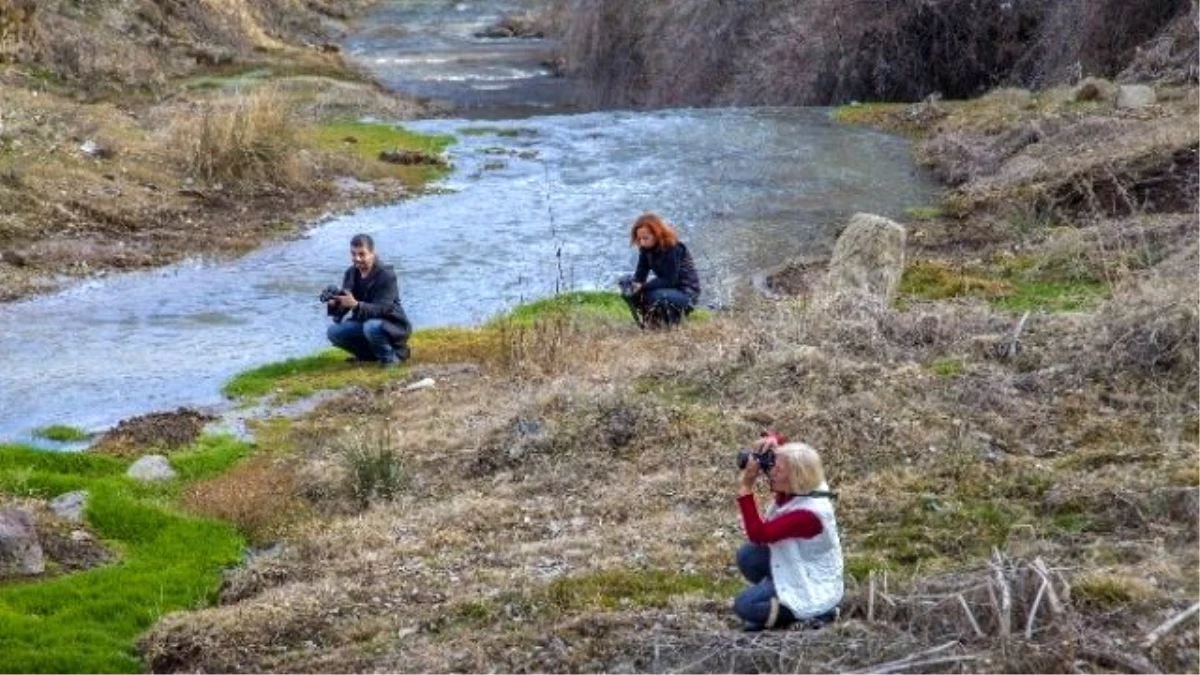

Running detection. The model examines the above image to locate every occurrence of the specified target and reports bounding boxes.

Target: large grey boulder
[49,490,88,523]
[813,213,907,313]
[0,509,45,577]
[1116,85,1157,110]
[127,455,176,481]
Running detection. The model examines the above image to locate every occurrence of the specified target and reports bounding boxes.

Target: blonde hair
[776,442,826,494]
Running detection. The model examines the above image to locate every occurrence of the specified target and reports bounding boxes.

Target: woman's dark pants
[733,543,796,630]
[623,288,693,328]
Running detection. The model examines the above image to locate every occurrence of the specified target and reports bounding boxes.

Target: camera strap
[787,490,838,501]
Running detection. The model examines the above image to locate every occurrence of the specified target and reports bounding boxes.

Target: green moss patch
[899,260,1108,312]
[31,425,90,443]
[0,439,248,673]
[301,121,455,187]
[544,569,740,612]
[457,126,535,138]
[221,348,407,402]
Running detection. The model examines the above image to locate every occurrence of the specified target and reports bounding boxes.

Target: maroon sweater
[737,493,823,545]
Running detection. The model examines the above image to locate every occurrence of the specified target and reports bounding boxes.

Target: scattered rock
[403,378,436,392]
[0,509,45,577]
[49,490,88,523]
[1074,77,1116,103]
[812,213,907,313]
[126,455,176,481]
[759,255,829,298]
[378,149,449,167]
[474,15,544,39]
[0,249,28,267]
[1116,84,1157,110]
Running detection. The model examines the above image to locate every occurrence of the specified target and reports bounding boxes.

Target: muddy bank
[0,0,432,302]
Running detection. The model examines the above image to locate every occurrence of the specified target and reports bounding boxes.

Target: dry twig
[1142,601,1200,649]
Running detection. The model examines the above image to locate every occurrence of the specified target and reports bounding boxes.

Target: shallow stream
[0,0,937,443]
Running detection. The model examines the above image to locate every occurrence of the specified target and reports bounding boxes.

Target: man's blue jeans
[328,319,400,363]
[733,542,796,630]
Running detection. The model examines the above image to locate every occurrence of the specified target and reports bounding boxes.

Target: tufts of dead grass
[174,86,313,193]
[181,454,310,543]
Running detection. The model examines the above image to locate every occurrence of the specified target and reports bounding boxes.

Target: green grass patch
[898,260,1108,312]
[903,205,944,221]
[492,291,632,327]
[832,102,927,137]
[991,280,1108,313]
[857,496,1029,568]
[457,126,534,138]
[0,439,249,673]
[544,569,740,612]
[301,121,455,187]
[221,348,408,402]
[927,359,964,377]
[31,425,90,443]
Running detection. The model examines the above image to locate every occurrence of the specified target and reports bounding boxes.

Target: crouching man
[733,433,843,631]
[326,233,412,368]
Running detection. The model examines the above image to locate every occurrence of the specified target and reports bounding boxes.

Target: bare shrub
[556,0,1195,107]
[1091,274,1199,390]
[174,87,310,192]
[340,425,408,510]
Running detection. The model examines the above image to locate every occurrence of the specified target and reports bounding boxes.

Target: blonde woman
[734,434,843,631]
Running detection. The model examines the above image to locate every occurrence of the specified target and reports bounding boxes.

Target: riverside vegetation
[2,1,1198,674]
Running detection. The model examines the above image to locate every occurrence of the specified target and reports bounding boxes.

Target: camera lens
[736,449,750,470]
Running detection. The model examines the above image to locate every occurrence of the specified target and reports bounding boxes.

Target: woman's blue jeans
[328,319,399,363]
[733,542,796,630]
[624,287,693,328]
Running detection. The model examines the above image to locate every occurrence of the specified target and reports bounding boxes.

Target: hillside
[553,0,1197,108]
[0,0,439,301]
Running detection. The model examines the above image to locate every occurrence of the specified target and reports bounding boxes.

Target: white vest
[766,484,844,619]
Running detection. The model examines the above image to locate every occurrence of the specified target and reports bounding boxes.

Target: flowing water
[0,0,938,444]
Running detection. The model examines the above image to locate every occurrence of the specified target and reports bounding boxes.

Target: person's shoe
[378,358,400,370]
[345,356,375,364]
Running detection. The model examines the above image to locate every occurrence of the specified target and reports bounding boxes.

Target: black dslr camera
[737,447,776,471]
[617,274,637,297]
[320,285,347,303]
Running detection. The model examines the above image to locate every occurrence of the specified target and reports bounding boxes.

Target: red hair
[630,213,679,249]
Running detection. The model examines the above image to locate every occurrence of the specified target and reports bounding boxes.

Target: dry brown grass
[173,86,310,192]
[138,265,1199,672]
[181,454,310,543]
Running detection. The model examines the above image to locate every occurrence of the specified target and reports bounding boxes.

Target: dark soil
[92,407,216,456]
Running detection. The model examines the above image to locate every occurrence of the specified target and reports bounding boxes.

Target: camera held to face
[320,285,346,303]
[736,447,776,472]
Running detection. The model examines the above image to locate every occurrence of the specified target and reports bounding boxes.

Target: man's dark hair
[350,233,375,251]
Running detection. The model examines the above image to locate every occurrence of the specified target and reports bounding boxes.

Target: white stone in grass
[403,378,436,392]
[127,455,176,481]
[1116,85,1156,110]
[49,490,88,523]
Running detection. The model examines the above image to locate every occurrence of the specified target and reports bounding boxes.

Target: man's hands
[333,291,358,310]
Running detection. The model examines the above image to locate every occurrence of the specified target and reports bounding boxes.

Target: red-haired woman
[621,213,701,328]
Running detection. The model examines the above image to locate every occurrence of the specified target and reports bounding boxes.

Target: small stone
[49,490,88,523]
[126,455,176,481]
[0,509,45,577]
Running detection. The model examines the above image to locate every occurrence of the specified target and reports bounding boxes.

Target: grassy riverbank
[0,437,250,672]
[0,0,447,302]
